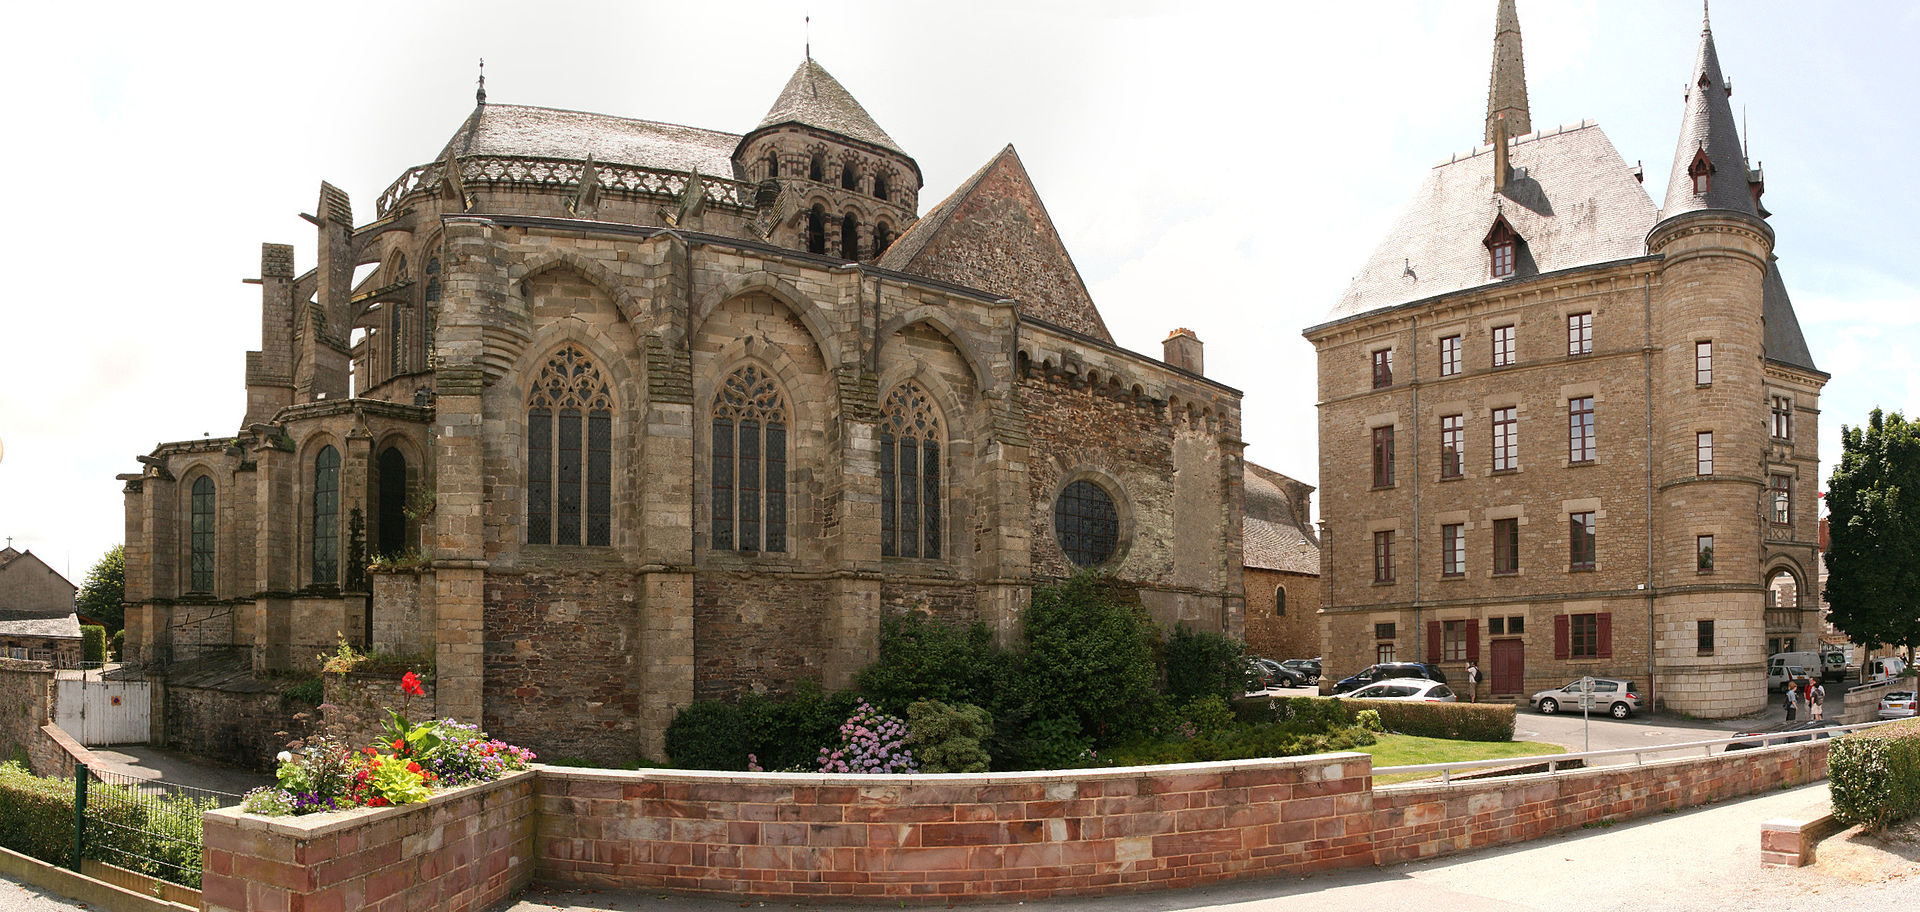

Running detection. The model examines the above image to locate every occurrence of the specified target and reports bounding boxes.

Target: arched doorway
[1765,566,1801,655]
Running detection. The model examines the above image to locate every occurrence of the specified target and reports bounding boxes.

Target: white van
[1865,656,1908,682]
[1766,652,1822,691]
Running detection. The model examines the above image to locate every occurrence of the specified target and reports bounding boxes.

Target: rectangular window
[1568,312,1593,355]
[1569,511,1596,571]
[1377,642,1397,664]
[1489,616,1505,635]
[1442,619,1469,662]
[1491,240,1515,278]
[1568,396,1595,463]
[1375,622,1397,640]
[1372,349,1394,388]
[1492,325,1516,367]
[1771,396,1793,440]
[1492,517,1519,575]
[1695,340,1713,385]
[1507,615,1525,635]
[1441,414,1465,479]
[1569,613,1600,658]
[1697,431,1714,475]
[1374,530,1396,583]
[1442,523,1465,577]
[1697,619,1715,655]
[1440,335,1462,377]
[1372,426,1396,487]
[1697,534,1715,571]
[1491,407,1518,472]
[1771,474,1792,525]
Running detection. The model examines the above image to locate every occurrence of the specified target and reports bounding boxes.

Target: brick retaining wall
[199,769,534,912]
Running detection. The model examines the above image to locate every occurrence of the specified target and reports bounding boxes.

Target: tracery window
[712,365,789,553]
[189,476,215,593]
[1054,480,1118,568]
[526,345,614,547]
[312,446,340,586]
[879,382,943,559]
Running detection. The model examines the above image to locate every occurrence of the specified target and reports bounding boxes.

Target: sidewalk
[500,784,1912,912]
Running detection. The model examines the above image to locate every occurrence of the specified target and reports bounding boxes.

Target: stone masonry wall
[484,571,647,767]
[694,574,836,701]
[0,661,55,772]
[321,671,436,759]
[1243,569,1321,663]
[200,770,535,912]
[168,681,317,773]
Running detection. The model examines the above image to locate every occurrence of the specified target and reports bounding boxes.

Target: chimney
[1163,328,1203,375]
[1493,113,1512,193]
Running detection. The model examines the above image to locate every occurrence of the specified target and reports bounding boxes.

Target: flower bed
[242,672,535,817]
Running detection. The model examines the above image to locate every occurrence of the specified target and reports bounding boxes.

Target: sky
[0,0,1915,580]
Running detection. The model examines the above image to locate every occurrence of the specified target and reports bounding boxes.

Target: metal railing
[375,155,763,218]
[1375,718,1901,787]
[71,760,240,889]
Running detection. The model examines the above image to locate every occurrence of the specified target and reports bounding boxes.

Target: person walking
[1784,684,1799,722]
[1812,681,1826,721]
[1467,662,1481,703]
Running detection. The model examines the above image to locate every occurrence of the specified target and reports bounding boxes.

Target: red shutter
[1468,623,1480,663]
[1554,615,1570,660]
[1597,612,1613,659]
[1427,621,1442,663]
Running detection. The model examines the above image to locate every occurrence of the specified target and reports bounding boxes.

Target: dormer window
[1484,216,1518,279]
[1688,148,1714,196]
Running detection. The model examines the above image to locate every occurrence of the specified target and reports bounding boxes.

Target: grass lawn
[1358,733,1566,784]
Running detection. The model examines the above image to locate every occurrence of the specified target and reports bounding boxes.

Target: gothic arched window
[526,345,614,546]
[376,446,409,557]
[712,365,789,553]
[1274,586,1287,616]
[189,475,215,593]
[841,212,860,261]
[879,382,942,559]
[312,446,340,586]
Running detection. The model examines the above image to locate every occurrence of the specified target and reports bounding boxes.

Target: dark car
[1723,720,1841,752]
[1332,662,1448,694]
[1249,657,1309,689]
[1281,658,1322,684]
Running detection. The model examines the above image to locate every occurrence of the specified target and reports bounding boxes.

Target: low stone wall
[0,660,56,773]
[199,769,535,912]
[320,670,437,752]
[1838,680,1893,725]
[165,681,313,773]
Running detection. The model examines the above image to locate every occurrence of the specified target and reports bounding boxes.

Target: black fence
[70,761,238,889]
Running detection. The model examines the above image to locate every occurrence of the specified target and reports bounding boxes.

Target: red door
[1491,639,1525,695]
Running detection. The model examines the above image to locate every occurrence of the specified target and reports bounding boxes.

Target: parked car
[1253,657,1309,688]
[1865,657,1909,683]
[1331,662,1448,694]
[1724,720,1841,752]
[1343,678,1457,702]
[1878,690,1917,720]
[1281,658,1322,684]
[1530,678,1640,718]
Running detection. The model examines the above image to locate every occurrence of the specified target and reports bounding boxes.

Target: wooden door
[1491,638,1524,695]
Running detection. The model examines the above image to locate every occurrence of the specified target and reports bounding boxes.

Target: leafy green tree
[1824,409,1920,665]
[75,545,125,633]
[1163,623,1247,704]
[1014,573,1163,746]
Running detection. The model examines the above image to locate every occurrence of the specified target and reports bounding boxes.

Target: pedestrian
[1467,662,1480,703]
[1784,685,1798,722]
[1812,681,1825,721]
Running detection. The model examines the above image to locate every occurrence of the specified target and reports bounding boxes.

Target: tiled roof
[436,104,743,179]
[0,611,81,639]
[1763,261,1819,373]
[1658,19,1759,221]
[1326,121,1657,322]
[755,59,906,157]
[1243,464,1318,575]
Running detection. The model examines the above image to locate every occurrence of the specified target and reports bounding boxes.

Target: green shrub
[108,630,123,661]
[906,701,992,773]
[1005,714,1091,770]
[1101,721,1377,766]
[663,701,748,770]
[81,626,107,665]
[1015,573,1163,746]
[740,681,854,772]
[0,762,74,865]
[1360,700,1515,741]
[1830,718,1920,830]
[855,613,1012,714]
[1163,624,1246,704]
[1271,695,1358,732]
[278,676,324,712]
[0,762,216,887]
[1173,696,1237,739]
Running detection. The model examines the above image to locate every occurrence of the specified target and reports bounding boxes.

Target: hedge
[0,761,74,865]
[82,626,107,665]
[1829,718,1920,831]
[0,761,216,887]
[1245,696,1516,742]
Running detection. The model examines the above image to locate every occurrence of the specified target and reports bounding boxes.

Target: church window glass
[1054,480,1118,568]
[190,476,215,593]
[879,382,943,559]
[526,345,614,546]
[712,365,789,553]
[312,446,340,586]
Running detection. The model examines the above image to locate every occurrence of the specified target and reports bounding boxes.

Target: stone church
[120,59,1247,761]
[1306,2,1825,717]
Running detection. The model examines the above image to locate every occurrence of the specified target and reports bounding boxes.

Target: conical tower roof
[755,58,907,157]
[1485,0,1531,143]
[1659,12,1757,219]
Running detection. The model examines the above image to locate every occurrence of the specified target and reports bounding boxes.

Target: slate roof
[1659,18,1759,220]
[755,59,906,157]
[1326,121,1658,322]
[1243,464,1318,575]
[1763,260,1819,373]
[0,611,81,640]
[436,104,744,179]
[877,145,1112,342]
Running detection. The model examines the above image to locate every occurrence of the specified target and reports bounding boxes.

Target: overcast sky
[1,1,1914,579]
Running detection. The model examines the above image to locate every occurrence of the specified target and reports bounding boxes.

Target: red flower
[401,672,425,696]
[406,761,422,774]
[393,739,406,753]
[363,747,378,756]
[368,797,391,807]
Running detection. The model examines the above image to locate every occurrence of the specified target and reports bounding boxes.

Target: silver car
[1345,678,1457,702]
[1878,691,1917,720]
[1531,678,1640,718]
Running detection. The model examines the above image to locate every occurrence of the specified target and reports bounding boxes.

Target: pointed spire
[1484,0,1531,144]
[1660,10,1758,218]
[476,58,487,106]
[755,58,906,157]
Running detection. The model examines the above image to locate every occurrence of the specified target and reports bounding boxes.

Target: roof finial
[1484,0,1532,144]
[476,57,487,106]
[805,14,811,61]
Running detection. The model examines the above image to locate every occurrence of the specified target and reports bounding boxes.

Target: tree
[1824,410,1920,665]
[75,545,125,634]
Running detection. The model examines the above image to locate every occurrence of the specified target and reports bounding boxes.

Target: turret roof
[755,59,907,158]
[1659,14,1758,219]
[1485,0,1531,143]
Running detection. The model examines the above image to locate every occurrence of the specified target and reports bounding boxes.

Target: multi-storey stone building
[1305,3,1826,717]
[119,59,1247,762]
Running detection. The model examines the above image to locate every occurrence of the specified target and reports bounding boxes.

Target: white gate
[54,679,151,746]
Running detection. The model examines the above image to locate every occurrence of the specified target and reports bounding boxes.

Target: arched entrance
[1764,566,1802,656]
